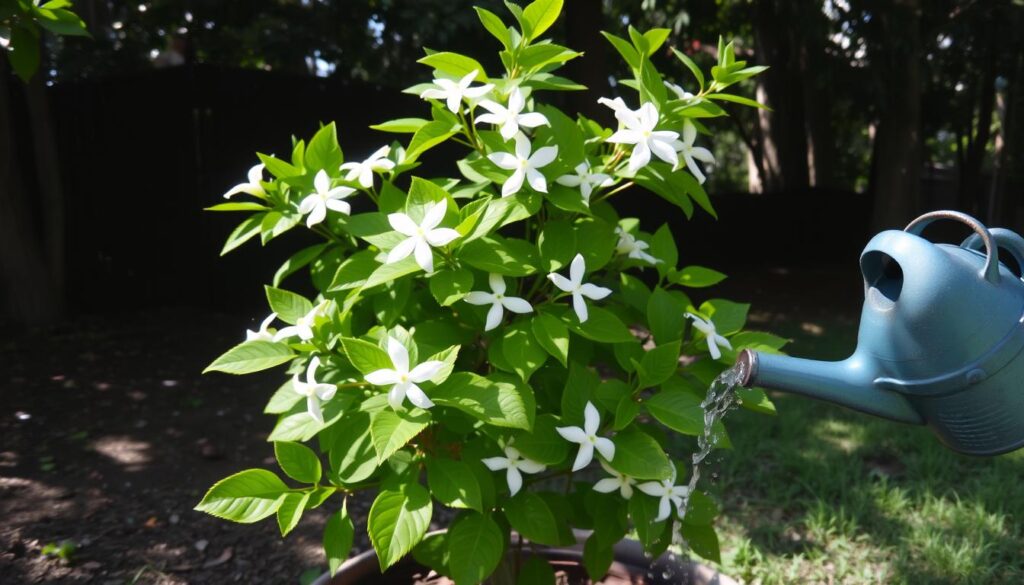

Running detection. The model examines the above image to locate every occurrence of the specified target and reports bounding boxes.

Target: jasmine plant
[197,1,785,582]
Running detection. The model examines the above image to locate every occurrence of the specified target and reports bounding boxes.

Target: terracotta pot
[313,531,737,585]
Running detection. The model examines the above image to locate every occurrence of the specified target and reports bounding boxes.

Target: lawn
[711,303,1024,584]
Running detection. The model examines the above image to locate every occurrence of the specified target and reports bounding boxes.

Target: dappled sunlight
[90,435,152,471]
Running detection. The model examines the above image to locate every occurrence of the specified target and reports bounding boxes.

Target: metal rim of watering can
[904,210,1001,284]
[737,349,758,388]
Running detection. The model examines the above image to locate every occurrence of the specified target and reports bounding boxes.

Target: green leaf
[645,386,703,436]
[530,313,569,367]
[503,492,562,546]
[460,236,540,276]
[613,395,641,430]
[305,122,343,172]
[512,414,569,465]
[368,483,433,570]
[475,7,511,49]
[276,491,310,536]
[426,458,483,512]
[705,92,768,109]
[429,269,474,306]
[518,43,580,71]
[501,321,548,382]
[561,363,597,424]
[204,341,295,375]
[562,306,634,343]
[594,378,630,413]
[273,244,328,287]
[205,202,268,212]
[432,373,531,430]
[268,396,352,443]
[601,31,640,69]
[274,442,322,484]
[406,120,459,162]
[364,256,422,290]
[699,299,750,335]
[258,152,301,178]
[265,286,313,324]
[33,7,88,37]
[341,337,393,375]
[637,341,681,389]
[642,28,670,56]
[618,273,651,313]
[583,534,613,581]
[671,48,705,92]
[329,411,379,484]
[673,266,726,288]
[448,512,504,584]
[736,386,777,415]
[220,213,265,255]
[522,0,562,40]
[682,490,719,526]
[324,501,355,576]
[646,287,687,344]
[265,379,303,414]
[195,469,288,523]
[9,26,41,82]
[607,428,672,480]
[517,556,556,585]
[370,118,429,133]
[537,219,576,272]
[629,493,668,550]
[370,409,431,463]
[418,51,488,80]
[680,523,721,563]
[649,224,678,275]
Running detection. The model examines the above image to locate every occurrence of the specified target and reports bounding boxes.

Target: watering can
[737,210,1024,456]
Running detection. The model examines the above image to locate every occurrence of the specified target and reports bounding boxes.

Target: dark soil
[0,309,383,585]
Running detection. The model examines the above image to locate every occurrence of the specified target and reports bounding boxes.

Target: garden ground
[2,266,1021,584]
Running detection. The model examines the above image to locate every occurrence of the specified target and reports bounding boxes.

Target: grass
[707,313,1024,584]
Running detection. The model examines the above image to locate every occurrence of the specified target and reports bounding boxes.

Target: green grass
[708,315,1024,584]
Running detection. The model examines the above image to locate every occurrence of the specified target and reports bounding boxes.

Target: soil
[1,265,858,584]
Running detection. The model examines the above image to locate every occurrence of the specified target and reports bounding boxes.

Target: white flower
[637,470,690,522]
[463,273,533,331]
[664,81,695,102]
[223,163,267,199]
[386,202,460,273]
[673,120,716,185]
[487,133,558,198]
[547,254,612,323]
[555,162,614,205]
[481,445,546,496]
[593,459,635,499]
[685,312,732,360]
[556,401,615,471]
[475,87,550,140]
[615,227,659,264]
[298,170,355,227]
[604,102,680,172]
[245,312,278,341]
[419,70,494,114]
[339,145,396,189]
[273,301,328,342]
[597,96,631,117]
[292,356,337,423]
[364,336,444,410]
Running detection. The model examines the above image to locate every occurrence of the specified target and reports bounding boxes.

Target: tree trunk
[751,0,810,193]
[0,61,63,325]
[563,0,609,121]
[870,0,923,230]
[960,17,998,216]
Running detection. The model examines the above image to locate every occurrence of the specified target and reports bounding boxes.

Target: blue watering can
[738,210,1024,456]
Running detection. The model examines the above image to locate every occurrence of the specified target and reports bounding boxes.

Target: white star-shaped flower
[292,356,337,423]
[386,201,460,273]
[604,102,680,172]
[487,133,558,198]
[223,163,267,199]
[364,336,444,410]
[555,162,614,205]
[547,254,611,323]
[556,401,615,471]
[419,70,495,114]
[298,170,355,227]
[245,312,278,341]
[597,96,631,117]
[593,459,636,499]
[664,81,695,102]
[475,87,550,140]
[463,273,533,331]
[339,145,396,189]
[673,120,716,185]
[615,227,660,265]
[273,301,328,342]
[637,469,690,522]
[685,312,732,360]
[481,445,546,496]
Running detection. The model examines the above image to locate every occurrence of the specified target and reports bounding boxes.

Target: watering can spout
[737,350,924,425]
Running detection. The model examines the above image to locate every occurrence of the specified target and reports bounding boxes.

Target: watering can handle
[905,210,1000,284]
[961,228,1024,283]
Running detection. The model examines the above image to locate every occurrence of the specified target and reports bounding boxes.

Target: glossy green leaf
[204,341,295,375]
[426,458,483,512]
[324,500,355,576]
[368,483,433,570]
[607,428,672,480]
[369,409,431,463]
[194,469,288,523]
[645,386,703,436]
[447,512,504,584]
[530,313,569,366]
[276,491,310,536]
[274,441,322,484]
